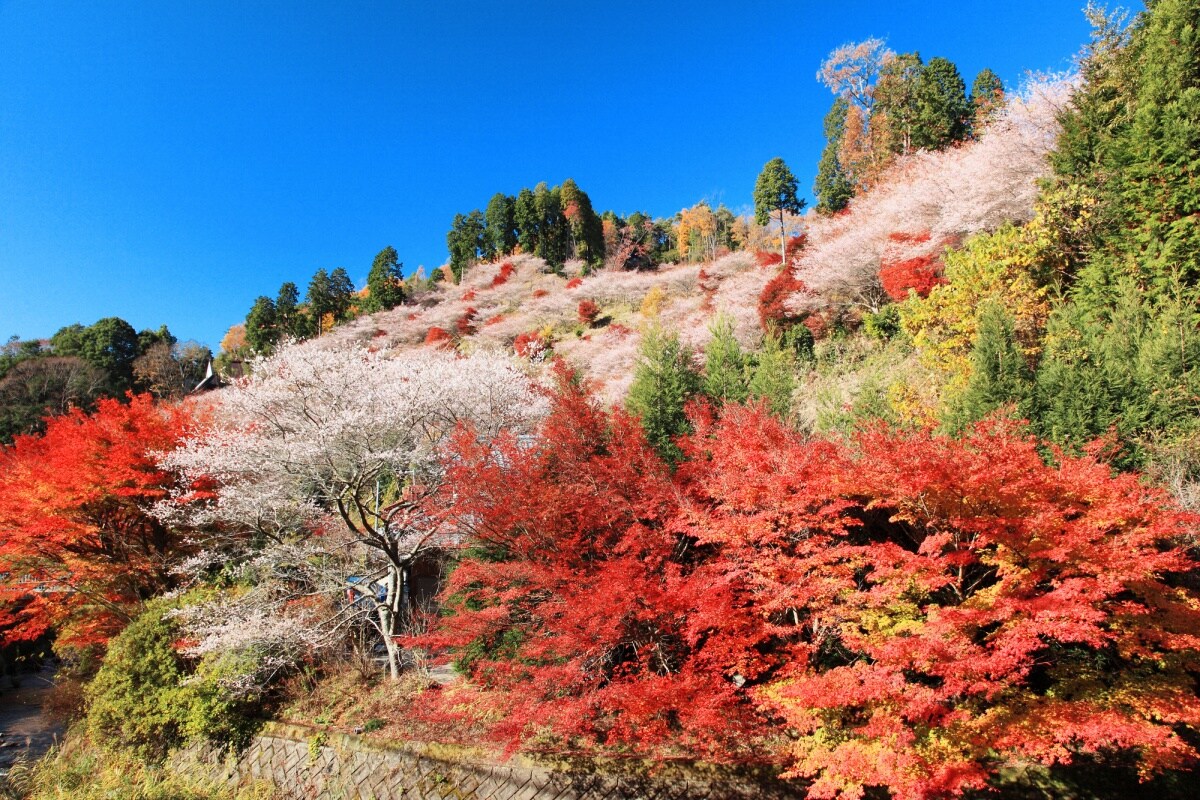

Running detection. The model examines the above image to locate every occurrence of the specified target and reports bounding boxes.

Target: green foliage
[911,56,971,149]
[484,193,517,258]
[532,183,570,269]
[273,281,309,340]
[753,157,803,227]
[814,98,855,214]
[83,601,262,762]
[20,739,277,800]
[873,52,925,154]
[514,187,538,255]
[362,246,405,314]
[50,316,141,394]
[702,315,748,406]
[626,326,701,464]
[1033,283,1200,464]
[1025,0,1200,460]
[446,210,486,283]
[747,328,796,419]
[946,302,1034,432]
[863,305,902,341]
[970,67,1004,129]
[560,178,606,268]
[244,296,278,354]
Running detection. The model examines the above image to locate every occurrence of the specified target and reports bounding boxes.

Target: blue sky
[0,1,1106,350]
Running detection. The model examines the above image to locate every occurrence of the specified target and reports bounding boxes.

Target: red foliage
[532,288,550,299]
[371,328,388,339]
[887,230,933,245]
[758,266,810,334]
[424,327,453,347]
[414,383,1200,797]
[565,277,584,290]
[754,250,782,267]
[608,323,633,337]
[513,330,548,360]
[407,312,419,321]
[456,308,478,337]
[0,395,197,649]
[786,234,807,260]
[461,289,477,302]
[801,310,829,340]
[484,314,505,326]
[577,300,600,325]
[880,253,945,300]
[879,230,948,301]
[492,262,516,288]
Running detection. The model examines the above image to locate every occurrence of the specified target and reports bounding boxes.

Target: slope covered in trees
[6,4,1200,799]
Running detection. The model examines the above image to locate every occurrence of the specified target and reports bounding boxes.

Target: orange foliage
[424,327,453,347]
[413,379,1200,798]
[0,395,197,648]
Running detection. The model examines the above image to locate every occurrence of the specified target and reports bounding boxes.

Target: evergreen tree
[912,56,971,150]
[534,183,570,270]
[873,52,925,155]
[275,281,308,340]
[328,267,355,322]
[969,68,1005,131]
[244,296,279,353]
[560,179,606,269]
[363,246,405,314]
[305,268,335,332]
[446,211,485,283]
[626,326,702,464]
[703,315,749,406]
[514,187,539,255]
[754,158,805,263]
[948,302,1034,431]
[747,328,795,419]
[814,97,856,214]
[50,317,141,393]
[484,193,518,258]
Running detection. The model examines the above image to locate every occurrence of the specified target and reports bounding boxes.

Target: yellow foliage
[900,222,1052,403]
[219,324,247,354]
[640,286,668,318]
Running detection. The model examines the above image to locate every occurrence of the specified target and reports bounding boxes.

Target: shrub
[491,262,516,288]
[456,308,477,337]
[577,300,600,325]
[83,602,261,762]
[758,267,808,333]
[565,277,583,289]
[879,253,945,300]
[513,331,548,360]
[424,327,453,347]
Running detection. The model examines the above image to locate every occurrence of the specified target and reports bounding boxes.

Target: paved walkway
[0,666,63,778]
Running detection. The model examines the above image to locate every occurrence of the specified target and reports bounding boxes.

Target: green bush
[83,601,262,762]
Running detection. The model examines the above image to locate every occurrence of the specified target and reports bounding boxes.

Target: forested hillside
[3,3,1200,799]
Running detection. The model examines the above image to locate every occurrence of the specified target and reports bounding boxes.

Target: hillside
[5,4,1200,800]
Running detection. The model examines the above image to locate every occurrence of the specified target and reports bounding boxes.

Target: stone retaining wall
[173,723,805,800]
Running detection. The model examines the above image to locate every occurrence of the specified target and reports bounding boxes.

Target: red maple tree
[415,380,1200,797]
[0,395,197,649]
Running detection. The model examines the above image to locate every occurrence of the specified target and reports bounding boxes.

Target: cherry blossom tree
[160,340,546,679]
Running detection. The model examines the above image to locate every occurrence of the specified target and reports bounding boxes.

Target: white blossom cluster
[790,74,1075,314]
[161,340,546,541]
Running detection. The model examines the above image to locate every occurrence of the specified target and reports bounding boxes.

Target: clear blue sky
[0,1,1108,351]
